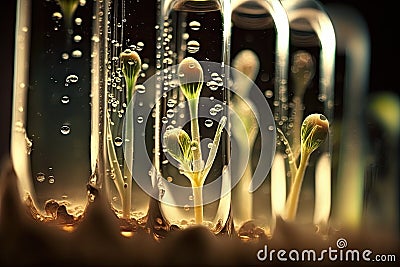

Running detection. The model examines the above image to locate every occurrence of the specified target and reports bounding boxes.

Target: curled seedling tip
[163,128,193,170]
[120,49,141,102]
[301,114,329,154]
[178,57,204,100]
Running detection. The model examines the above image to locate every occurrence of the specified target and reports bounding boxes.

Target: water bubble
[167,176,173,182]
[318,94,327,102]
[188,195,194,201]
[136,41,144,51]
[92,35,100,43]
[137,116,144,124]
[61,52,69,60]
[65,74,78,85]
[184,205,190,211]
[207,80,219,91]
[187,40,200,54]
[142,63,149,71]
[265,90,273,98]
[61,95,70,104]
[167,99,177,108]
[205,119,213,127]
[72,50,82,58]
[36,173,45,183]
[209,108,218,116]
[268,125,274,131]
[60,125,71,135]
[189,21,201,31]
[52,12,63,20]
[75,17,82,25]
[214,104,223,112]
[73,35,82,42]
[182,33,189,40]
[161,117,168,124]
[114,137,123,147]
[166,109,174,118]
[48,176,55,184]
[135,84,146,94]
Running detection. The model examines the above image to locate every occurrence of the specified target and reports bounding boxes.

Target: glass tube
[150,0,233,235]
[229,0,289,237]
[100,0,158,235]
[10,0,98,227]
[325,4,371,230]
[280,0,335,226]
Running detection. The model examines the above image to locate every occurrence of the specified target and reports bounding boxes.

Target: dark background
[0,0,397,163]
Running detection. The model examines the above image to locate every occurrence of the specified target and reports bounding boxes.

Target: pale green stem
[188,98,202,172]
[187,98,203,224]
[191,174,203,224]
[122,98,134,219]
[106,118,127,213]
[284,149,311,221]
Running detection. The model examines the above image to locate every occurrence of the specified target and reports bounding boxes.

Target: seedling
[283,113,329,221]
[106,49,141,219]
[163,57,227,224]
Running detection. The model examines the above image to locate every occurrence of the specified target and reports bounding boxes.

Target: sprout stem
[188,98,203,172]
[284,149,311,221]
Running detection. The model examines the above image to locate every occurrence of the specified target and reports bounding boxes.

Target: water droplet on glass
[184,205,190,211]
[75,17,82,25]
[268,125,274,131]
[161,117,168,124]
[135,84,146,94]
[205,119,213,127]
[72,50,82,58]
[318,94,327,102]
[207,80,219,91]
[114,137,123,147]
[60,125,71,135]
[61,95,70,104]
[36,173,45,183]
[73,35,82,42]
[137,116,144,124]
[167,99,177,108]
[166,109,174,118]
[142,63,149,71]
[52,12,62,20]
[65,74,78,85]
[48,176,55,184]
[136,41,144,51]
[265,90,273,98]
[92,35,100,43]
[187,40,200,54]
[189,21,201,31]
[182,33,189,40]
[61,52,69,60]
[214,104,223,112]
[167,176,173,182]
[209,108,218,116]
